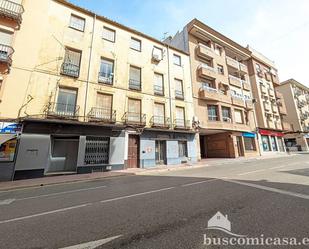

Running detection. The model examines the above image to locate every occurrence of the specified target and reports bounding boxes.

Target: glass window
[95,93,112,120]
[0,138,17,162]
[234,109,243,124]
[271,136,278,151]
[208,105,218,121]
[175,107,185,127]
[154,103,165,125]
[99,58,114,84]
[152,47,163,61]
[178,141,188,157]
[130,37,141,51]
[173,54,181,66]
[244,137,256,151]
[222,107,231,122]
[217,64,224,75]
[69,14,85,31]
[261,135,271,151]
[56,88,77,116]
[175,79,184,99]
[129,66,141,90]
[154,73,164,95]
[128,98,141,122]
[62,48,81,77]
[103,27,116,42]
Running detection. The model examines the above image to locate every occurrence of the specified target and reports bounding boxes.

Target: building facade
[167,19,260,159]
[0,0,197,181]
[276,79,309,151]
[247,47,286,154]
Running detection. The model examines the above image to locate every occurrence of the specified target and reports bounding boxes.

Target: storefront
[258,129,286,154]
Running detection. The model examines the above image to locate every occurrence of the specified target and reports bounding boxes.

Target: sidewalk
[0,153,297,191]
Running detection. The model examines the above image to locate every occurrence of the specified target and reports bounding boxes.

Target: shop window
[244,137,256,151]
[271,136,278,151]
[261,135,271,152]
[178,141,188,157]
[0,138,17,162]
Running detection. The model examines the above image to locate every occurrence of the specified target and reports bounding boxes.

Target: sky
[70,0,309,86]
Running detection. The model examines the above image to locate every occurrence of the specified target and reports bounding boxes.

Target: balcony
[197,64,217,79]
[260,84,267,94]
[61,62,80,78]
[297,100,306,108]
[129,79,141,91]
[245,100,253,110]
[0,0,24,25]
[199,86,231,103]
[265,72,271,82]
[122,112,146,126]
[175,90,184,100]
[229,75,242,88]
[87,107,116,123]
[226,57,239,70]
[150,116,170,129]
[242,80,251,91]
[268,88,275,97]
[294,89,302,97]
[196,44,215,59]
[0,44,13,66]
[46,102,80,119]
[231,95,245,107]
[271,74,279,85]
[239,63,248,74]
[264,101,271,112]
[98,72,113,85]
[271,104,278,114]
[154,85,164,96]
[174,119,191,130]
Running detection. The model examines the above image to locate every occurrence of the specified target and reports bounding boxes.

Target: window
[99,58,114,84]
[84,137,110,165]
[152,47,163,61]
[271,136,278,151]
[202,79,216,90]
[62,48,81,78]
[129,66,141,90]
[175,107,185,127]
[56,88,78,116]
[217,64,224,75]
[173,54,181,66]
[222,106,231,122]
[128,98,141,122]
[154,73,164,95]
[103,26,115,42]
[69,14,85,32]
[208,105,218,121]
[0,138,17,162]
[256,63,261,73]
[178,141,188,157]
[234,109,243,124]
[261,135,271,152]
[175,79,184,99]
[214,45,222,56]
[154,103,165,125]
[95,93,113,120]
[244,137,256,151]
[130,37,141,51]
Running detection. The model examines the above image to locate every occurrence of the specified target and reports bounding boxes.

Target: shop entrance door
[155,140,166,165]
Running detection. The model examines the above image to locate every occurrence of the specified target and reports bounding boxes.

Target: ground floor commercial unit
[0,119,197,181]
[199,129,260,159]
[258,129,286,155]
[284,133,309,152]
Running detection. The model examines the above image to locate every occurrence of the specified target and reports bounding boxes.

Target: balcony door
[96,93,112,120]
[56,88,77,116]
[128,98,141,123]
[154,103,165,125]
[175,106,185,127]
[0,30,13,61]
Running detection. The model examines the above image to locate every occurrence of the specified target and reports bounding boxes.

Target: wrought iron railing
[98,72,113,84]
[174,119,191,129]
[122,112,146,126]
[88,107,116,123]
[129,79,141,91]
[46,102,80,119]
[150,116,170,128]
[0,0,24,24]
[0,44,14,65]
[61,62,80,78]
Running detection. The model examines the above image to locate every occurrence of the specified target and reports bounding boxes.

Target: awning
[259,129,284,137]
[242,132,256,138]
[0,134,16,146]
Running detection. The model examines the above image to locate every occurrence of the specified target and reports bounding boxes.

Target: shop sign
[259,129,284,137]
[0,122,21,134]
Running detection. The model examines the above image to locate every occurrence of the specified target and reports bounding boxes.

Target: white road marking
[237,169,266,176]
[269,165,288,170]
[0,203,92,224]
[224,179,309,200]
[0,199,16,205]
[59,235,122,249]
[100,187,175,203]
[181,179,218,187]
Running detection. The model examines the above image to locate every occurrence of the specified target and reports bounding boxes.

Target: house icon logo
[206,211,246,237]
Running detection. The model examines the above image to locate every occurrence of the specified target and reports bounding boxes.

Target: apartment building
[166,19,259,159]
[247,47,286,154]
[276,79,309,151]
[0,0,197,181]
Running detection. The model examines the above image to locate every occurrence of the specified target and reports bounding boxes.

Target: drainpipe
[165,44,173,128]
[84,14,96,119]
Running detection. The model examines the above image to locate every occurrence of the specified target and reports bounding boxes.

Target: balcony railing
[175,90,184,99]
[202,85,217,93]
[154,85,164,95]
[0,44,13,65]
[122,112,146,126]
[174,119,191,130]
[0,0,24,24]
[200,63,216,72]
[46,102,80,119]
[226,56,239,69]
[87,107,116,123]
[129,79,141,91]
[61,62,80,78]
[98,72,113,85]
[150,116,170,128]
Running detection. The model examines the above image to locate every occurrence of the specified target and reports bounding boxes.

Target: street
[1,154,309,248]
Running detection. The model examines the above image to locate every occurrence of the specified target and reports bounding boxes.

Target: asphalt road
[0,154,309,249]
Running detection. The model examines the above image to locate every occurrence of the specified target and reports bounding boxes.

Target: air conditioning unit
[152,54,162,62]
[193,116,199,122]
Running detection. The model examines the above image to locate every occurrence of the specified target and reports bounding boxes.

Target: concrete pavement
[0,154,308,248]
